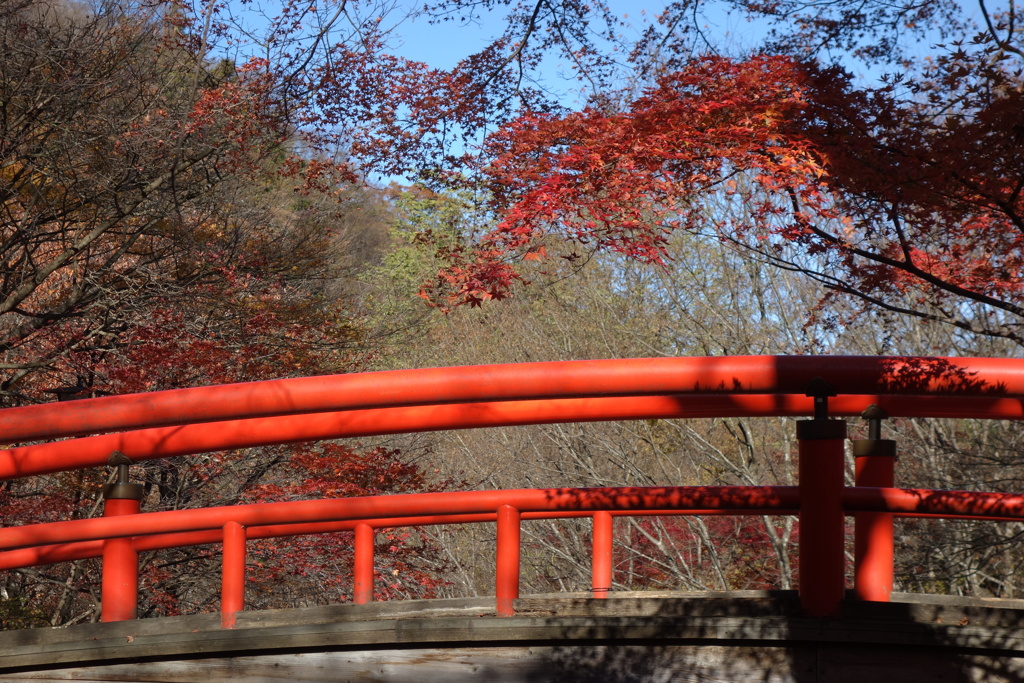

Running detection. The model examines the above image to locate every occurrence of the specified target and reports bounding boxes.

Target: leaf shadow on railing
[537,484,798,515]
[876,356,1008,396]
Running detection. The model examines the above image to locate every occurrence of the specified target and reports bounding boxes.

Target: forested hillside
[1,0,1022,624]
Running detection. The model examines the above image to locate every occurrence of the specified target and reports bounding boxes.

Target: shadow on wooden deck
[1,591,1023,681]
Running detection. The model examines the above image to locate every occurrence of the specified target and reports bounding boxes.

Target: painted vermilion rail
[0,487,800,550]
[2,356,1022,443]
[3,356,1024,625]
[0,508,792,570]
[4,394,1024,480]
[4,487,1022,567]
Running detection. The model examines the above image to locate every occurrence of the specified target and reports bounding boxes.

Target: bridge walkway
[0,592,1022,682]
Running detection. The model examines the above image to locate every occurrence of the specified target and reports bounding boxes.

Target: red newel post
[797,380,847,617]
[496,504,521,616]
[592,511,613,598]
[221,521,246,628]
[354,523,374,605]
[100,453,144,622]
[853,405,896,602]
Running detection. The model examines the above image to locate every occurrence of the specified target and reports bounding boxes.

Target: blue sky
[223,0,989,81]
[382,0,771,110]
[389,1,765,68]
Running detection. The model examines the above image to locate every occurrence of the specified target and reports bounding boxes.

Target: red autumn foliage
[425,45,1024,343]
[422,56,825,308]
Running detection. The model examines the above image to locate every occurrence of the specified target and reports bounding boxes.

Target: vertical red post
[496,504,521,616]
[354,523,374,605]
[592,511,613,598]
[797,385,847,617]
[853,406,896,602]
[221,521,246,628]
[101,498,141,622]
[100,454,144,623]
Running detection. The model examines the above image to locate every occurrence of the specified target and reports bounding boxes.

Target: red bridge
[2,356,1024,681]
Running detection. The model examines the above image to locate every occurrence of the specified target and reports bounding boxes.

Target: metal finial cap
[861,404,889,421]
[804,377,837,398]
[108,451,133,467]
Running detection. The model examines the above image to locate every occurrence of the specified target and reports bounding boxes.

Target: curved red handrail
[4,484,1024,625]
[2,356,1023,443]
[4,393,1024,480]
[3,356,1024,627]
[0,486,799,550]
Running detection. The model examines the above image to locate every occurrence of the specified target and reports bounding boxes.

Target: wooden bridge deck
[1,592,1023,682]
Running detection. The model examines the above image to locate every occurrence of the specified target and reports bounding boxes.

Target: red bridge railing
[1,356,1023,627]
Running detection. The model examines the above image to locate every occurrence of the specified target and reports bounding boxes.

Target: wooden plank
[3,594,1024,679]
[0,645,817,682]
[4,644,1024,683]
